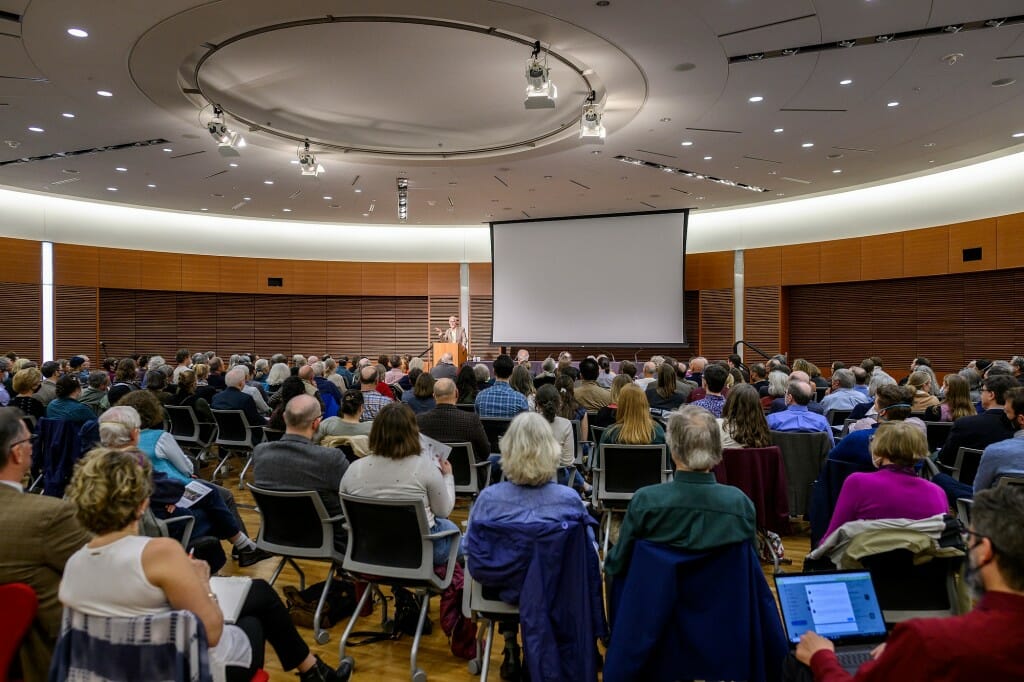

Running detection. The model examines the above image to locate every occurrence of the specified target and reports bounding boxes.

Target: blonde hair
[609,373,632,403]
[67,447,152,534]
[499,412,560,486]
[870,421,928,467]
[612,384,655,444]
[13,367,41,394]
[907,371,931,391]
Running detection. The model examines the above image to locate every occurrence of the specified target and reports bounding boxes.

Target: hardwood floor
[215,465,811,681]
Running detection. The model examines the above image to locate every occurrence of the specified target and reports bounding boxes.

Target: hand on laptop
[871,642,886,659]
[796,631,835,665]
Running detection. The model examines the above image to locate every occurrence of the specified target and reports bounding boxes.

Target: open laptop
[775,571,888,674]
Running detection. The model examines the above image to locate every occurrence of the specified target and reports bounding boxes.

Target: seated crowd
[2,347,1024,681]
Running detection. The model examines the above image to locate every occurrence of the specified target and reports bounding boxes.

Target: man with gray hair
[211,366,268,429]
[430,352,458,381]
[635,361,658,390]
[767,380,834,445]
[604,405,756,576]
[819,368,872,415]
[79,371,110,415]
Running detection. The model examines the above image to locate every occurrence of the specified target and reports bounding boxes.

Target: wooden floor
[215,465,811,682]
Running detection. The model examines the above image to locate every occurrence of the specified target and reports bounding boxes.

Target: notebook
[209,576,252,624]
[774,571,887,674]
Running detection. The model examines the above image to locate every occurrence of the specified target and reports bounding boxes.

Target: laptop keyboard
[837,649,873,671]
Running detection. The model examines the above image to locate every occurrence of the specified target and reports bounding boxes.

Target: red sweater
[811,591,1024,681]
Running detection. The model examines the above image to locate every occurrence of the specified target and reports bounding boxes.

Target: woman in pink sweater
[822,420,949,541]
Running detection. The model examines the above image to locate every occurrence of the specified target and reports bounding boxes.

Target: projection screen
[490,210,688,345]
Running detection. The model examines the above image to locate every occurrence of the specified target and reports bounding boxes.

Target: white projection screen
[490,210,688,345]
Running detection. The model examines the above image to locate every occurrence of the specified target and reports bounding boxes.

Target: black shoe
[500,643,522,681]
[298,655,350,682]
[236,546,273,567]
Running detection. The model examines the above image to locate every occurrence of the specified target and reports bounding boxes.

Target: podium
[433,342,467,367]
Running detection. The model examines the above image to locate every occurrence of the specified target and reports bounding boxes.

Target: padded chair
[0,583,37,681]
[461,569,519,681]
[480,417,512,455]
[163,514,196,548]
[924,421,953,455]
[164,405,217,466]
[949,446,985,485]
[248,485,345,644]
[770,430,832,518]
[859,546,965,624]
[337,495,460,682]
[447,441,491,503]
[210,409,262,488]
[261,427,285,442]
[455,403,477,413]
[590,424,607,445]
[49,608,211,682]
[825,409,851,427]
[591,443,671,562]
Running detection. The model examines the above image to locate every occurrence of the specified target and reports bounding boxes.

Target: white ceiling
[1,0,1023,226]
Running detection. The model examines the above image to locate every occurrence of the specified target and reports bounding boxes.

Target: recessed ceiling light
[801,142,814,148]
[991,78,1016,88]
[146,184,156,188]
[243,197,251,201]
[680,141,693,146]
[290,160,299,165]
[282,208,292,212]
[67,28,89,38]
[114,167,127,172]
[362,212,369,217]
[832,169,842,173]
[659,117,671,122]
[263,180,274,185]
[886,101,899,107]
[839,79,853,86]
[106,187,117,191]
[748,95,764,103]
[323,195,332,200]
[703,156,713,160]
[773,128,784,133]
[228,162,238,167]
[61,112,75,119]
[355,188,363,193]
[96,90,112,97]
[1013,132,1024,138]
[590,150,602,155]
[27,126,44,133]
[162,147,172,152]
[200,208,208,211]
[923,142,935,147]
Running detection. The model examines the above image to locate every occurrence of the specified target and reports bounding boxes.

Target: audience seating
[946,446,985,485]
[859,545,966,624]
[770,431,832,519]
[446,441,491,505]
[479,417,512,456]
[825,409,851,427]
[164,405,217,467]
[248,485,345,645]
[338,494,460,682]
[591,443,671,561]
[461,569,519,680]
[924,421,953,455]
[454,403,476,413]
[0,583,37,681]
[30,417,86,497]
[590,424,607,445]
[210,409,262,489]
[261,427,285,442]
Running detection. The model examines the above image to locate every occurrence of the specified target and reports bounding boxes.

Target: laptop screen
[775,571,887,644]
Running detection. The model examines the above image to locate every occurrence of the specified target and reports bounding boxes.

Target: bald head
[298,365,315,382]
[225,367,246,389]
[789,370,810,384]
[283,394,321,435]
[433,378,457,404]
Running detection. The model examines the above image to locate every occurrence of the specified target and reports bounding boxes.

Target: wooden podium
[433,342,467,367]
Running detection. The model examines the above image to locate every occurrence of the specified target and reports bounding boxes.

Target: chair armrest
[325,514,346,524]
[473,460,492,469]
[937,463,955,474]
[426,528,461,541]
[591,466,604,473]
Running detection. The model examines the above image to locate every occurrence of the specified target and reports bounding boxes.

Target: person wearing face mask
[826,385,923,469]
[820,421,947,543]
[793,484,1024,681]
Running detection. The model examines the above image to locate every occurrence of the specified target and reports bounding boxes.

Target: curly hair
[116,389,164,429]
[67,447,153,535]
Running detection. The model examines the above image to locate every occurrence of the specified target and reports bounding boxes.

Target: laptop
[775,571,887,673]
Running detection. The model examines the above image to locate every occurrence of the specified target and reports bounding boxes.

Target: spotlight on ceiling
[579,91,606,142]
[206,106,246,157]
[298,140,325,177]
[524,41,557,110]
[397,177,409,221]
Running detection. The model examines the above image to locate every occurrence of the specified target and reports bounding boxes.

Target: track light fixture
[579,91,606,142]
[524,41,557,110]
[207,105,246,157]
[397,177,409,221]
[298,140,325,177]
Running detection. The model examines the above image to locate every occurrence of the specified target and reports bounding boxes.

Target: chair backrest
[714,446,791,536]
[164,405,200,441]
[248,484,338,559]
[826,409,851,427]
[446,442,480,493]
[339,494,440,582]
[815,386,827,402]
[0,583,37,676]
[591,424,607,444]
[262,427,285,442]
[455,403,476,413]
[997,474,1024,488]
[858,547,962,624]
[770,430,832,517]
[570,419,584,464]
[594,443,670,505]
[162,515,196,548]
[51,608,211,682]
[953,446,985,485]
[924,421,953,454]
[21,414,37,434]
[480,417,513,455]
[211,409,256,448]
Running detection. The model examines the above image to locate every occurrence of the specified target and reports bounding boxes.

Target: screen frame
[487,208,689,346]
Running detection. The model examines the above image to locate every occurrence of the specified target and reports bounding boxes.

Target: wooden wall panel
[180,254,221,292]
[291,295,328,357]
[98,290,136,358]
[360,297,397,356]
[903,226,948,278]
[326,263,363,295]
[996,212,1024,269]
[55,286,98,360]
[395,297,429,355]
[469,263,492,295]
[133,291,177,359]
[214,294,255,354]
[744,247,782,287]
[253,296,294,357]
[699,288,734,360]
[395,263,428,296]
[818,237,862,284]
[325,297,361,357]
[743,286,782,358]
[218,257,259,294]
[362,263,396,296]
[0,282,42,360]
[685,291,699,349]
[290,260,329,295]
[98,249,141,289]
[948,218,997,274]
[175,293,219,354]
[257,259,294,293]
[686,251,732,291]
[469,296,500,359]
[0,238,40,284]
[427,263,460,295]
[961,270,1018,362]
[781,243,821,285]
[54,244,99,286]
[429,296,460,347]
[860,233,904,281]
[138,251,182,291]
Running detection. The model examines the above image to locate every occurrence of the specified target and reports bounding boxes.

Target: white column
[42,241,54,361]
[734,249,744,361]
[459,262,470,357]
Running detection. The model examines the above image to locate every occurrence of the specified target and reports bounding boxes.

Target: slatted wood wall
[1,283,42,361]
[54,286,98,360]
[744,286,783,358]
[699,288,735,360]
[788,268,1024,375]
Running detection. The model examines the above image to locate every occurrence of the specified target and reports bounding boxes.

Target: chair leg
[409,592,432,680]
[211,450,231,482]
[287,558,306,591]
[268,557,288,586]
[312,566,334,645]
[339,581,375,660]
[600,511,612,564]
[238,452,254,489]
[479,618,497,681]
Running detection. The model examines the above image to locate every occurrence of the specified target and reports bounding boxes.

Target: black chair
[337,495,460,682]
[950,447,984,485]
[826,409,851,427]
[860,547,964,625]
[164,405,217,467]
[591,443,671,562]
[210,409,261,488]
[480,417,513,455]
[590,424,607,446]
[248,485,344,645]
[924,421,953,455]
[262,427,285,442]
[446,441,491,503]
[455,403,477,413]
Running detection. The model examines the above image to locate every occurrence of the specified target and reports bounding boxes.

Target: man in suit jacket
[939,374,1018,467]
[212,367,268,432]
[0,407,91,682]
[417,379,490,463]
[253,394,349,553]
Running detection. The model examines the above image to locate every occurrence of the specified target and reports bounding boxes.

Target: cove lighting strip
[615,155,769,193]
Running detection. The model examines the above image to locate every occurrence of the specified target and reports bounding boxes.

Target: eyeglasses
[961,528,996,552]
[10,435,36,449]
